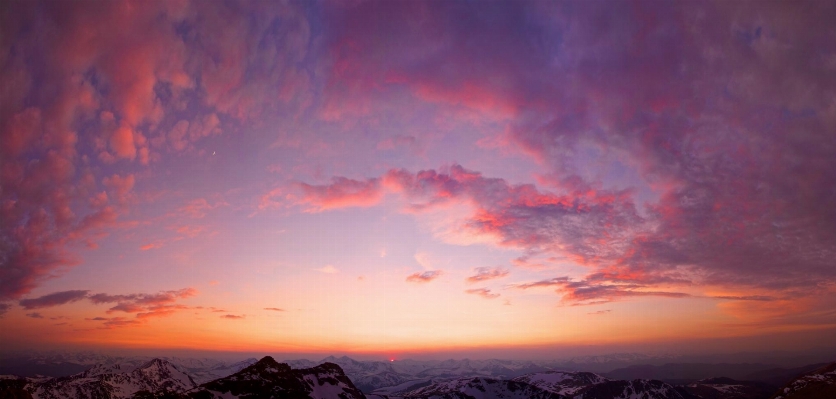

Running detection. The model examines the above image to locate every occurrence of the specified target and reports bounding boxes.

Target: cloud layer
[0,0,314,301]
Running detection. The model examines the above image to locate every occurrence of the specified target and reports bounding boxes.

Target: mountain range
[1,353,834,399]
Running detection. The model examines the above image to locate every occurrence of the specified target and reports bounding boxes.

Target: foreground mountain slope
[26,358,197,399]
[395,377,562,399]
[675,377,775,399]
[512,371,608,396]
[379,370,686,399]
[770,362,836,399]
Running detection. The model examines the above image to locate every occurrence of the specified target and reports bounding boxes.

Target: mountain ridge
[3,355,836,399]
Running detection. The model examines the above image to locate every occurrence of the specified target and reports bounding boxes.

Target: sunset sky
[2,0,836,360]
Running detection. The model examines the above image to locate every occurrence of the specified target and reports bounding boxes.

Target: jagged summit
[199,356,364,398]
[247,356,290,372]
[220,356,292,383]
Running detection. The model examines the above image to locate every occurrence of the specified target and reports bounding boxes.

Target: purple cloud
[19,290,89,309]
[515,276,689,305]
[0,0,314,301]
[89,288,197,315]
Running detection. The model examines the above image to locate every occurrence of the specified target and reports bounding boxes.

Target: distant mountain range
[0,356,364,399]
[1,353,834,399]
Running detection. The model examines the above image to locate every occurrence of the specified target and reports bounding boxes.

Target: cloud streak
[19,290,90,310]
[465,288,500,299]
[466,267,510,283]
[406,270,443,283]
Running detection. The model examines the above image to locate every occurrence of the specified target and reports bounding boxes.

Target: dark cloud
[712,295,778,302]
[25,312,44,319]
[466,267,510,283]
[18,290,89,309]
[0,303,10,317]
[588,310,611,315]
[89,288,197,315]
[515,276,689,305]
[221,314,245,319]
[264,307,285,312]
[405,270,443,283]
[465,288,500,299]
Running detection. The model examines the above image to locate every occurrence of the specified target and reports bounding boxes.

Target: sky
[1,0,836,360]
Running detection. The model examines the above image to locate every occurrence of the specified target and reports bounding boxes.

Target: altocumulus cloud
[0,0,314,302]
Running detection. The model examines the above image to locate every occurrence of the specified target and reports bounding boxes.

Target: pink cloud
[466,267,510,283]
[178,198,224,219]
[109,124,136,160]
[406,270,443,283]
[296,177,383,212]
[140,242,163,251]
[102,174,135,205]
[0,1,315,301]
[465,288,500,299]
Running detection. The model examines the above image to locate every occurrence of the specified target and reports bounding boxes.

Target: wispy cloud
[406,270,443,283]
[315,265,339,274]
[89,288,197,316]
[466,267,510,283]
[295,177,382,212]
[515,276,689,305]
[19,290,90,309]
[465,288,500,299]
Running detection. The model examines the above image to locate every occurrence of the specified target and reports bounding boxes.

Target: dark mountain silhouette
[190,356,365,399]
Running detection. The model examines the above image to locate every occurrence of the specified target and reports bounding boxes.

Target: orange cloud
[465,288,500,299]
